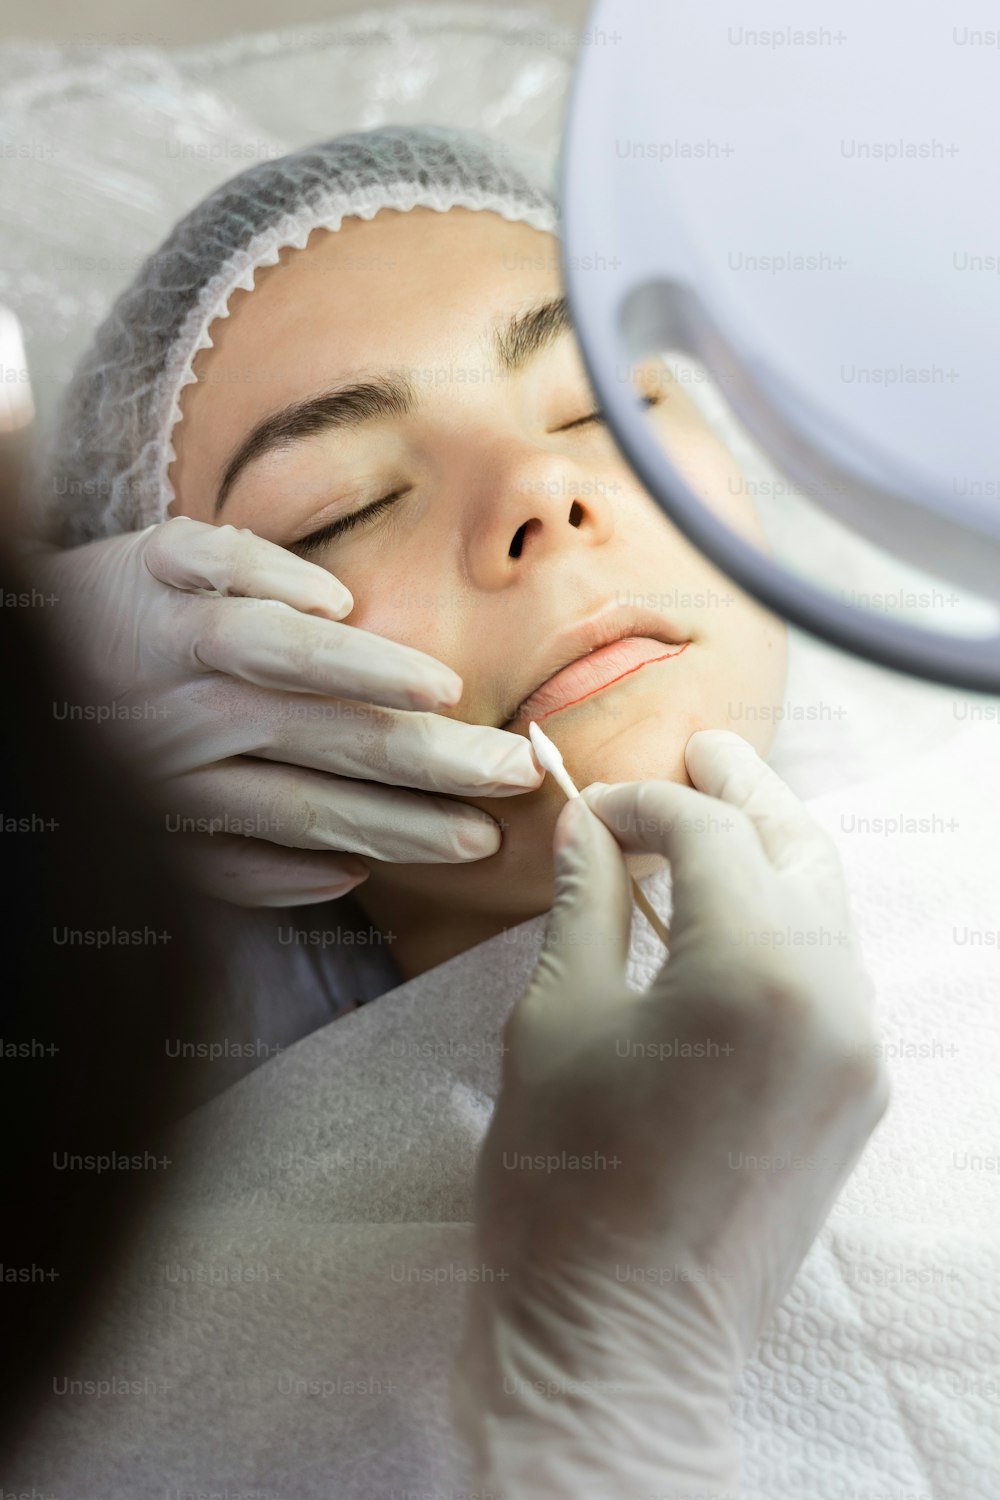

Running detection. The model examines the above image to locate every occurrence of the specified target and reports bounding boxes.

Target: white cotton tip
[528,720,580,801]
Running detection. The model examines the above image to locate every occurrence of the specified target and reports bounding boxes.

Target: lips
[510,636,691,725]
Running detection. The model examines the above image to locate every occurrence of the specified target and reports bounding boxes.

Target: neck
[355,883,543,983]
[355,850,667,985]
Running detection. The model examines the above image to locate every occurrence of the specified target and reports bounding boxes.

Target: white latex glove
[30,517,542,905]
[453,729,890,1499]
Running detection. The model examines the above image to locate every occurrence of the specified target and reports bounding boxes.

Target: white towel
[12,712,1000,1499]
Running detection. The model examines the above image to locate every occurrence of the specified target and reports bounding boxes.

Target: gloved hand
[453,729,890,1499]
[29,517,541,905]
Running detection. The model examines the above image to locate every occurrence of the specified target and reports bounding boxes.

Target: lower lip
[513,637,691,724]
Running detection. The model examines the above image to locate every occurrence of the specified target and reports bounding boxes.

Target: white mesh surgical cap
[44,123,561,546]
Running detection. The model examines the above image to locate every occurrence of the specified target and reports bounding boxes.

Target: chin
[541,693,694,794]
[544,669,781,794]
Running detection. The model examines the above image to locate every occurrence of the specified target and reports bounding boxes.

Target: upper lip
[499,602,691,727]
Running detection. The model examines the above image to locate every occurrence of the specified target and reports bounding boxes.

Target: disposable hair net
[43,122,560,546]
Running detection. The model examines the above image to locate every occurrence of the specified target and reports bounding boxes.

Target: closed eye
[562,391,663,430]
[289,488,408,559]
[289,392,664,556]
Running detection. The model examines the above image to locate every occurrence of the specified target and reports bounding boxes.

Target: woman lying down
[44,125,791,981]
[34,125,896,1496]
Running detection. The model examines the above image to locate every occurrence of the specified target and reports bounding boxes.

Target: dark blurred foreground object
[0,519,215,1456]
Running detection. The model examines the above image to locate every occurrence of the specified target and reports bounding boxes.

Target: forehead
[172,208,565,512]
[191,207,562,388]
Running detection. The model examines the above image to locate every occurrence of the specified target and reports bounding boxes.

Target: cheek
[720,611,788,757]
[324,550,447,649]
[647,410,770,551]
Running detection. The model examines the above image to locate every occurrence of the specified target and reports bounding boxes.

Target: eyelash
[564,391,661,430]
[291,490,406,558]
[291,391,664,557]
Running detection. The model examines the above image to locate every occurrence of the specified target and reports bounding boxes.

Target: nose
[463,446,617,591]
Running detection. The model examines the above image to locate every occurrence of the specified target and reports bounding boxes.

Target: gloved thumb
[530,795,634,1006]
[502,797,633,1081]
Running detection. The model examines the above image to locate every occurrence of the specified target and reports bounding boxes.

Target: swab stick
[528,720,670,949]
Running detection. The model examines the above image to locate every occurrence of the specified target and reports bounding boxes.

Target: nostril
[508,522,528,558]
[510,506,582,559]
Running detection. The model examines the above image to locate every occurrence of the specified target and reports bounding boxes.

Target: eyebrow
[213,293,574,513]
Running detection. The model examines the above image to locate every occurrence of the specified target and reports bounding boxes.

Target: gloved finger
[175,833,371,907]
[167,593,464,710]
[143,516,355,620]
[149,677,543,794]
[545,798,633,993]
[579,775,763,929]
[507,798,633,1078]
[684,729,843,879]
[168,758,503,863]
[259,698,543,796]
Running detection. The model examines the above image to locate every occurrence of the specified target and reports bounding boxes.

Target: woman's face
[169,206,787,951]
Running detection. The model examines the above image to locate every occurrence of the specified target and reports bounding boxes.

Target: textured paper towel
[10,722,1000,1499]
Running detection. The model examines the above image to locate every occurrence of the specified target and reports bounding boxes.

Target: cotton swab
[528,720,670,949]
